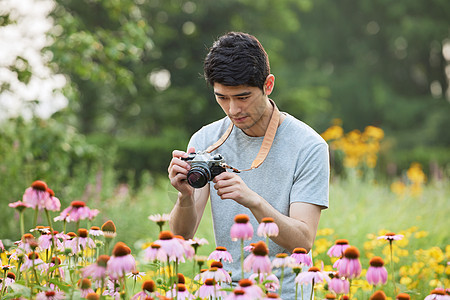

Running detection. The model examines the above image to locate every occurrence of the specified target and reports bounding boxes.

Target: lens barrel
[186,166,211,188]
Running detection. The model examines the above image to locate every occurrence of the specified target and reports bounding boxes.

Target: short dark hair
[203,32,270,90]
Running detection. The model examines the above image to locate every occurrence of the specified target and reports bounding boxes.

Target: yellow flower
[321,125,344,141]
[400,276,412,286]
[429,247,445,262]
[313,238,332,256]
[414,230,429,239]
[391,181,407,197]
[363,125,384,140]
[429,279,443,287]
[317,228,335,236]
[406,163,426,184]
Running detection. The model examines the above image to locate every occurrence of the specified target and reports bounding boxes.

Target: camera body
[181,151,226,188]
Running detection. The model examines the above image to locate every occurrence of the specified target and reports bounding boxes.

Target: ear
[264,74,275,95]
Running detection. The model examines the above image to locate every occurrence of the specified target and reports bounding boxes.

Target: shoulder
[278,114,328,150]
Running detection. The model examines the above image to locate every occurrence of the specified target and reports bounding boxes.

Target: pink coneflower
[8,200,32,212]
[82,255,110,280]
[64,232,78,255]
[79,278,95,298]
[144,242,167,262]
[225,289,252,300]
[328,272,349,294]
[424,288,449,300]
[102,280,121,298]
[295,266,330,285]
[17,233,39,253]
[196,279,226,299]
[167,283,195,299]
[107,242,136,278]
[57,201,96,223]
[101,220,117,239]
[272,253,294,268]
[89,226,104,237]
[201,261,232,283]
[208,246,233,263]
[327,239,350,258]
[0,240,4,252]
[85,293,100,300]
[22,180,50,210]
[237,278,265,299]
[264,293,281,299]
[174,235,195,260]
[244,243,255,253]
[38,231,63,251]
[243,241,272,274]
[154,231,186,262]
[396,293,411,300]
[75,228,96,251]
[377,232,404,241]
[1,272,16,288]
[366,256,388,286]
[338,246,362,279]
[230,214,253,241]
[47,257,65,281]
[45,188,61,212]
[35,290,66,300]
[291,247,312,266]
[249,273,280,293]
[257,217,279,238]
[188,237,209,254]
[126,270,146,280]
[20,252,47,272]
[131,280,155,300]
[148,213,170,232]
[370,290,387,300]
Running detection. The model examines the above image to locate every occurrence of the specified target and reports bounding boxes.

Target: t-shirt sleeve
[290,142,330,209]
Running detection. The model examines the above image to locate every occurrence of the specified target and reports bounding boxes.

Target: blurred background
[0,0,449,251]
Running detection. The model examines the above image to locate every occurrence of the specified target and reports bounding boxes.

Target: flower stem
[19,211,25,237]
[278,266,285,296]
[309,278,314,300]
[389,241,397,293]
[33,208,39,230]
[240,239,244,279]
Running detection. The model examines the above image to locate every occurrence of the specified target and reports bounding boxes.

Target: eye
[237,96,249,101]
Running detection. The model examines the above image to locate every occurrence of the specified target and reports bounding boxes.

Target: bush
[0,117,116,240]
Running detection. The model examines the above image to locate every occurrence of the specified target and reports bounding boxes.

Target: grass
[91,173,449,260]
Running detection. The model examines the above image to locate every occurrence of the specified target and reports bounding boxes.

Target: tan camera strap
[205,99,280,172]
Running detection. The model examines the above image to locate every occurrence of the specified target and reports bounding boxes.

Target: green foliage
[0,117,115,240]
[43,0,450,181]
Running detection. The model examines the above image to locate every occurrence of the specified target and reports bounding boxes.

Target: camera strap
[205,99,280,172]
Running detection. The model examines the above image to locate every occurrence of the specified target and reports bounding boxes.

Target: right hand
[168,147,196,196]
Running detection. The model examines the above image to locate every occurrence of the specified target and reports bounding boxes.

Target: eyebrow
[214,91,252,97]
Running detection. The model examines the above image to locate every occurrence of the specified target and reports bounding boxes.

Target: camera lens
[186,167,210,188]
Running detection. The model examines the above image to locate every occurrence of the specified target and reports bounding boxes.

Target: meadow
[1,123,448,299]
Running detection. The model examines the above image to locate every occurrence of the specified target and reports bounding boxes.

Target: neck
[243,100,274,137]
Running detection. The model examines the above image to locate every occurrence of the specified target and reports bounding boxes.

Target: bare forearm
[169,193,198,239]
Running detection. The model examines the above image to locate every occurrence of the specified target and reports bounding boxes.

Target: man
[168,32,329,298]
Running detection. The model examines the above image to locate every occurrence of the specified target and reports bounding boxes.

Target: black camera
[181,151,226,188]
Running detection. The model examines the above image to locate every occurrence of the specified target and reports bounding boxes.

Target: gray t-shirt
[188,113,329,298]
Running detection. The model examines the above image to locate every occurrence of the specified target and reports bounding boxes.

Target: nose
[228,99,241,116]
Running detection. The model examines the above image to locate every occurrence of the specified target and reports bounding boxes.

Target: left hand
[212,172,260,208]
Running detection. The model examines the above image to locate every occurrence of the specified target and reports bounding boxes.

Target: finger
[172,149,190,158]
[187,147,196,154]
[213,171,234,183]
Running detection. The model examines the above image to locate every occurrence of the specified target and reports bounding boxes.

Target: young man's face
[213,77,274,137]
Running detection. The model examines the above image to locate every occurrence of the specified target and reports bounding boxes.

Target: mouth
[232,116,248,123]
